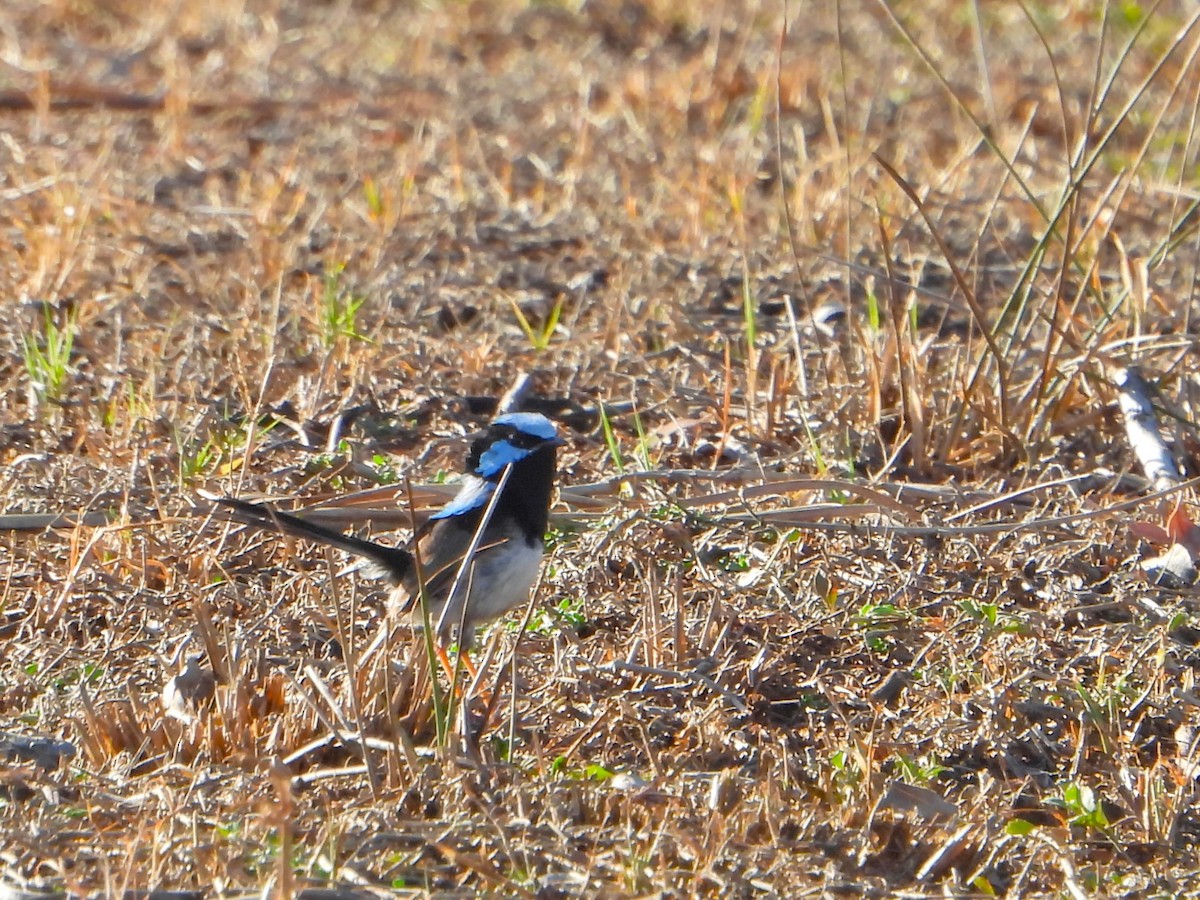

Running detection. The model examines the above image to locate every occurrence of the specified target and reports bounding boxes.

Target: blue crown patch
[492,412,559,441]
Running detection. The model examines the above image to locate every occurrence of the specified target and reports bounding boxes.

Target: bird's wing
[401,521,514,605]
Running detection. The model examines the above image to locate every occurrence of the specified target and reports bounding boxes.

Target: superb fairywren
[215,412,565,670]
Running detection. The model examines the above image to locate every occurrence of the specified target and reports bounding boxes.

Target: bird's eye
[497,427,534,448]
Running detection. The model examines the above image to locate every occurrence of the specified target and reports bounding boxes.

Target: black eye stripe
[491,425,544,448]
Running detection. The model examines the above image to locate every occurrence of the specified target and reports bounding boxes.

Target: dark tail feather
[214,496,412,584]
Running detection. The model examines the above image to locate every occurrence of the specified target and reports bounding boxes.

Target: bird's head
[468,412,565,481]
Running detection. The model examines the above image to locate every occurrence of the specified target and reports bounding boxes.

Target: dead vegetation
[3,0,1200,896]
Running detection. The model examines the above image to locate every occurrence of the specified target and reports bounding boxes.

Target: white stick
[1115,366,1182,492]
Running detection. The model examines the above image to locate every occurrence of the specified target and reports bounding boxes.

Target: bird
[213,411,565,676]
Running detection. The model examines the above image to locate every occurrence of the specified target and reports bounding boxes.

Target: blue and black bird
[215,412,564,669]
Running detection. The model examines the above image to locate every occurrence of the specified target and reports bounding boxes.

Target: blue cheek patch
[475,439,533,478]
[492,412,558,441]
[431,478,494,520]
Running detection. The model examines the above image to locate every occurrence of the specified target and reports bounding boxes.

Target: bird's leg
[458,648,495,712]
[435,644,483,696]
[435,644,458,685]
[458,648,479,681]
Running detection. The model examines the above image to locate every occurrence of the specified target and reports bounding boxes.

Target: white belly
[462,539,544,623]
[409,538,545,645]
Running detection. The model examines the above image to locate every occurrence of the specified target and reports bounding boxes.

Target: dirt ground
[2,0,1200,896]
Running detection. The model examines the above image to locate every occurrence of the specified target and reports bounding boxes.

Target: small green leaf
[972,874,997,895]
[1005,818,1037,836]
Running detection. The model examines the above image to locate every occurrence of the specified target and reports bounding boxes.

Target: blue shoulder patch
[492,412,558,441]
[476,438,533,477]
[431,477,494,519]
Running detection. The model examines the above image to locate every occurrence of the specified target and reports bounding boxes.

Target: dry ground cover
[2,0,1200,896]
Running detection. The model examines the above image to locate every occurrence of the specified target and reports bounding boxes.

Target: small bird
[214,412,565,673]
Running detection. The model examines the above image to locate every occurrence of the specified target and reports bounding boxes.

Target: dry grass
[3,0,1200,895]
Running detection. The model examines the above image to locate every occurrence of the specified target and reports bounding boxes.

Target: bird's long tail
[214,496,413,584]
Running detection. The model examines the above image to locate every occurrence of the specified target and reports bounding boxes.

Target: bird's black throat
[451,442,557,546]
